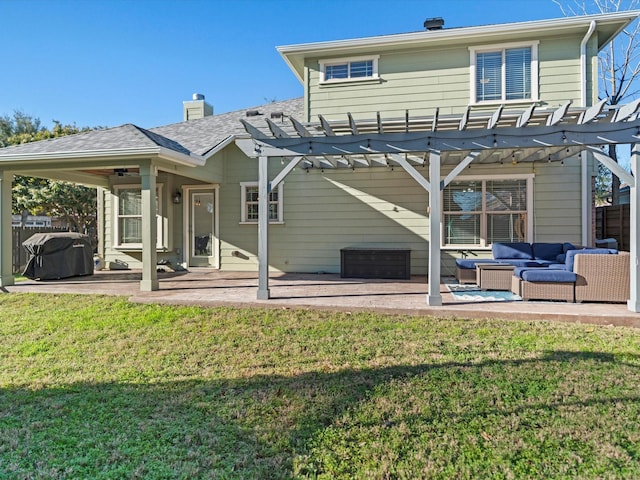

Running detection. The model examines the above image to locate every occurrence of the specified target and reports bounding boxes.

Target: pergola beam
[588,147,635,187]
[388,153,431,192]
[271,156,303,189]
[427,151,442,306]
[236,117,640,159]
[257,155,270,300]
[443,151,479,187]
[628,144,640,312]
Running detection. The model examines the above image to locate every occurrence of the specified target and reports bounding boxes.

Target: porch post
[0,170,14,287]
[139,161,159,292]
[628,143,640,312]
[257,155,270,299]
[427,151,443,306]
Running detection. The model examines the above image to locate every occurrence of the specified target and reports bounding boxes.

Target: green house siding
[219,146,429,273]
[217,146,584,274]
[306,33,590,121]
[533,159,583,242]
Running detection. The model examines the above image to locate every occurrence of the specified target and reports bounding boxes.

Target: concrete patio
[4,269,640,328]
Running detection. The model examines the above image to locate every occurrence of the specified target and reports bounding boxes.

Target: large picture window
[443,176,531,247]
[470,43,538,103]
[114,185,164,248]
[240,182,283,223]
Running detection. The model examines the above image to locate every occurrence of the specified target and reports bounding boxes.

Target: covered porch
[0,124,221,293]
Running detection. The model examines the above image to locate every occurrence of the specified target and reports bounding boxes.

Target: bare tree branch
[554,0,640,203]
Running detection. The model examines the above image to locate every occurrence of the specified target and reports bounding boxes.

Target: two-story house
[1,11,640,310]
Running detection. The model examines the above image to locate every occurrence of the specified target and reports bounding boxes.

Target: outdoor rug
[446,283,522,302]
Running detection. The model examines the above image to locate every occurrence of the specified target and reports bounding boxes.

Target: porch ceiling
[238,99,640,169]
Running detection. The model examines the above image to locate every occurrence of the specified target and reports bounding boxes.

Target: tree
[2,111,97,236]
[553,0,640,204]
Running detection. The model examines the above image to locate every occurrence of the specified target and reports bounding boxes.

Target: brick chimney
[183,93,213,121]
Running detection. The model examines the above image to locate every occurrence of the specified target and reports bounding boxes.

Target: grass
[0,293,639,479]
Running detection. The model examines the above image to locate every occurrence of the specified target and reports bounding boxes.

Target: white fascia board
[202,135,236,161]
[0,146,204,168]
[278,11,640,80]
[157,147,205,167]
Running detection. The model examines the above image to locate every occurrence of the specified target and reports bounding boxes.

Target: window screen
[475,46,532,102]
[443,178,528,246]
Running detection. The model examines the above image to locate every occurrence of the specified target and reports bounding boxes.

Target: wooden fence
[12,227,68,273]
[595,204,630,251]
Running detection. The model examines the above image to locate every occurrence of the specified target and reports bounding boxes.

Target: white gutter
[0,146,205,167]
[581,20,597,247]
[581,20,597,107]
[278,11,637,54]
[203,135,236,160]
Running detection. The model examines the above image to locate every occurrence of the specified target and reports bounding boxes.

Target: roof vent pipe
[424,17,444,30]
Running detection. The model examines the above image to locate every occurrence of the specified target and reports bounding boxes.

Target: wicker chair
[511,271,575,302]
[574,252,630,303]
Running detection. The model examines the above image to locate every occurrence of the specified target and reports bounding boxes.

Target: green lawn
[0,293,639,479]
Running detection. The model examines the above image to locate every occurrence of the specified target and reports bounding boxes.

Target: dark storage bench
[340,247,411,279]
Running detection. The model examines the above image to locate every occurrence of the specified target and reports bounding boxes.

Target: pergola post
[139,161,159,292]
[427,151,443,306]
[0,169,14,287]
[257,155,270,299]
[628,143,640,312]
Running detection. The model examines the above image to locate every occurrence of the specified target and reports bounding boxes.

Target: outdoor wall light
[172,190,182,204]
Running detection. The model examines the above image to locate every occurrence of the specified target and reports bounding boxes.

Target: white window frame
[441,174,534,249]
[469,41,539,105]
[240,181,284,224]
[319,55,380,84]
[113,184,165,249]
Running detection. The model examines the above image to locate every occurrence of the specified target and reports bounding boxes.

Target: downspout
[580,20,597,246]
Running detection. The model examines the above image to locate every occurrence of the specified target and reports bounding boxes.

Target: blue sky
[1,0,572,129]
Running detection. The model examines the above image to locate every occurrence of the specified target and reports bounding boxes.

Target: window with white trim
[319,56,379,83]
[114,185,164,248]
[240,182,283,223]
[470,43,538,103]
[443,177,530,247]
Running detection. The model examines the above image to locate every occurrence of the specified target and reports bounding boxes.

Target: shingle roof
[0,97,304,160]
[0,124,171,156]
[149,97,304,156]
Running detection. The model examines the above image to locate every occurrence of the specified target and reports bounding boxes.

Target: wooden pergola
[237,100,640,312]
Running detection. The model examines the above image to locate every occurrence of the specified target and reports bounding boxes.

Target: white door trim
[182,184,219,268]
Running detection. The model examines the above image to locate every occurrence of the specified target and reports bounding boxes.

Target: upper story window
[319,55,379,84]
[240,182,283,224]
[470,42,539,104]
[442,175,533,248]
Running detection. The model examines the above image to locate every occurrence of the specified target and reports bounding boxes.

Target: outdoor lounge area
[455,242,630,303]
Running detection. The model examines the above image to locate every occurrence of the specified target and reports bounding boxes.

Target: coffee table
[475,264,516,291]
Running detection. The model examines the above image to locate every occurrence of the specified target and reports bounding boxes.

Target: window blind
[505,47,531,100]
[476,51,502,102]
[475,46,532,102]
